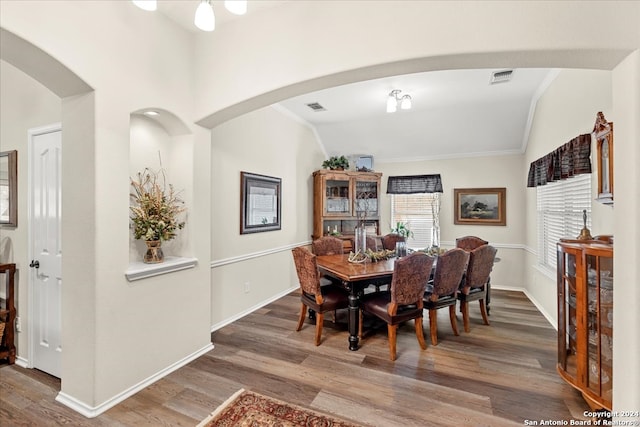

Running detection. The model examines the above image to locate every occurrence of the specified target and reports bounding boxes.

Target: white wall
[0,59,61,360]
[209,106,325,327]
[377,153,526,289]
[523,69,614,324]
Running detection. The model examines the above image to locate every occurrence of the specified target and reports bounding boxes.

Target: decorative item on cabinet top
[130,167,186,263]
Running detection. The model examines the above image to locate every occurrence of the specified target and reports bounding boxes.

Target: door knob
[29,260,40,269]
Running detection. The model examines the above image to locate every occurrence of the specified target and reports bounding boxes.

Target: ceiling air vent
[490,69,513,84]
[306,102,326,112]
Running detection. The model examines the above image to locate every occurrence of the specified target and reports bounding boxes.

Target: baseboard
[492,285,556,330]
[55,342,214,418]
[14,355,29,368]
[211,286,298,332]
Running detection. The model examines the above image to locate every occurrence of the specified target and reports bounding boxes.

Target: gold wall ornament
[594,112,613,205]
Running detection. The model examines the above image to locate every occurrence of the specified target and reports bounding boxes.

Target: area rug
[197,388,363,427]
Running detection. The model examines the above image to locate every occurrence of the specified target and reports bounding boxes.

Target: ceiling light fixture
[386,89,412,113]
[143,110,159,116]
[225,0,248,15]
[132,0,157,11]
[195,0,216,32]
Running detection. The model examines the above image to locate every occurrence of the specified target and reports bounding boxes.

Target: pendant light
[225,0,247,15]
[132,0,157,11]
[195,0,215,32]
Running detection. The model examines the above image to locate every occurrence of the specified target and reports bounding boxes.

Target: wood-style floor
[0,289,591,426]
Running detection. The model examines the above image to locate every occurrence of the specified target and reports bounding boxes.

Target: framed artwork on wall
[454,187,506,226]
[240,171,282,234]
[0,150,18,227]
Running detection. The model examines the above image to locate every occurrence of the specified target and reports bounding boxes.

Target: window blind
[391,193,439,249]
[537,174,592,270]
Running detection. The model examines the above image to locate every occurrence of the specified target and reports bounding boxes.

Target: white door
[29,125,62,378]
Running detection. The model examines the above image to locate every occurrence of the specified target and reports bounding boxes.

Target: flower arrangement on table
[130,168,186,262]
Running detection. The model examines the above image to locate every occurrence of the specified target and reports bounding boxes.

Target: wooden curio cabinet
[312,169,382,250]
[557,239,613,410]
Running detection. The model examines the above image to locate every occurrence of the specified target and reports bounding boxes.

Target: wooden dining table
[316,254,397,351]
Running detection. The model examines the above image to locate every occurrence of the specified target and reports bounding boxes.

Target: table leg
[348,292,359,351]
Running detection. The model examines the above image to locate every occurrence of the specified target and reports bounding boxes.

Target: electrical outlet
[15,316,21,333]
[244,282,250,293]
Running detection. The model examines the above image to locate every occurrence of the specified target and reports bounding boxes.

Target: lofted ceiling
[154,1,556,164]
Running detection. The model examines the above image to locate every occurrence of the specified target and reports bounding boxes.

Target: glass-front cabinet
[557,239,613,410]
[313,169,382,249]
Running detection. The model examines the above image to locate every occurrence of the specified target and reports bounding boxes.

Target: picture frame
[240,171,282,234]
[0,150,18,227]
[454,187,506,226]
[593,112,613,205]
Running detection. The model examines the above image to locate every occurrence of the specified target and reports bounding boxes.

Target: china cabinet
[312,169,382,251]
[557,239,613,410]
[0,263,16,365]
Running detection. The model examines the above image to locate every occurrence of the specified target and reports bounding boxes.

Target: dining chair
[359,252,435,360]
[423,248,469,345]
[457,244,497,333]
[312,236,344,256]
[291,247,349,346]
[381,233,406,251]
[455,235,488,252]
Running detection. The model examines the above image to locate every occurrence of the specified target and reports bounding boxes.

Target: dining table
[315,254,397,351]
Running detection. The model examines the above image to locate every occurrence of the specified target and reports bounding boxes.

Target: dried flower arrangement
[130,168,186,242]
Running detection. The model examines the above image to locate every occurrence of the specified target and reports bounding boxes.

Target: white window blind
[537,174,592,270]
[391,194,439,249]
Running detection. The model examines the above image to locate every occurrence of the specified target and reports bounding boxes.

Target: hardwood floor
[0,289,591,426]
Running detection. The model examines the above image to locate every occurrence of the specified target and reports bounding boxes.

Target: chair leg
[387,324,397,361]
[314,313,324,346]
[461,301,470,333]
[415,316,427,350]
[479,299,490,326]
[296,303,306,331]
[449,305,459,336]
[428,309,438,345]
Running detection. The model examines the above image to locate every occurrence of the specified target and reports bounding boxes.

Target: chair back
[382,234,406,251]
[430,248,469,299]
[390,252,435,305]
[292,247,322,297]
[312,236,344,256]
[455,235,488,252]
[463,245,497,291]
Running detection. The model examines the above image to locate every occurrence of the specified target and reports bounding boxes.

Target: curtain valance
[387,174,443,194]
[527,134,592,188]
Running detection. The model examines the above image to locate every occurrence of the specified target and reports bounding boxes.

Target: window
[537,174,591,270]
[390,193,440,249]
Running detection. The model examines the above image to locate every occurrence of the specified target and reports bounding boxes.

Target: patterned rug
[197,389,363,427]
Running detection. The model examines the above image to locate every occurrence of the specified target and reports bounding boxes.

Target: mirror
[0,150,18,227]
[593,112,613,205]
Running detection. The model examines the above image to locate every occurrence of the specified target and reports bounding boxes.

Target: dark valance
[387,174,443,194]
[527,134,592,187]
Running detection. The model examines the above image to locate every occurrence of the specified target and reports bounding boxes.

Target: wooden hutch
[312,169,382,251]
[556,238,613,410]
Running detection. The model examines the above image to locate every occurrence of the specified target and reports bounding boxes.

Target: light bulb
[225,0,247,15]
[386,94,397,113]
[132,0,157,11]
[400,95,412,110]
[195,0,215,32]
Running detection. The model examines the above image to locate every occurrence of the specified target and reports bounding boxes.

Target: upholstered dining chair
[381,233,406,251]
[312,236,344,256]
[423,248,469,345]
[291,247,349,346]
[359,252,435,360]
[457,244,497,333]
[455,235,488,252]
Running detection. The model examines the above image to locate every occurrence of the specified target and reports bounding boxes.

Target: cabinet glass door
[325,179,350,215]
[355,179,378,217]
[558,247,578,376]
[585,250,613,401]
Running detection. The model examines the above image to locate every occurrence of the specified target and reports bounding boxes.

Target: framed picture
[454,187,506,226]
[0,150,18,227]
[240,172,282,234]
